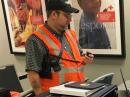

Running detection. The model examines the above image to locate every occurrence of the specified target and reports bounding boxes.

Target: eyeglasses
[61,11,72,19]
[56,11,72,19]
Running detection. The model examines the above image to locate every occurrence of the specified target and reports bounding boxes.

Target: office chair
[0,64,34,97]
[92,73,114,84]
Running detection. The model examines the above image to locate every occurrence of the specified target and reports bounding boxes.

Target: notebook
[64,81,105,90]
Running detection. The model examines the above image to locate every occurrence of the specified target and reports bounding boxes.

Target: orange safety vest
[32,25,85,91]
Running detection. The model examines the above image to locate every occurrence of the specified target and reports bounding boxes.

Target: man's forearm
[31,79,43,96]
[28,71,44,96]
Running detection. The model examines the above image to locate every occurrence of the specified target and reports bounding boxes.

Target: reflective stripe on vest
[65,30,82,62]
[32,25,85,92]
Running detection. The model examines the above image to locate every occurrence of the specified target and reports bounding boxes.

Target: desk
[50,84,118,97]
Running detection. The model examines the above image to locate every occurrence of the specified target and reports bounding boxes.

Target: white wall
[0,1,30,90]
[0,0,130,90]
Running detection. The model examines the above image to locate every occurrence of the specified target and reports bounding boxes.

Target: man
[77,0,111,49]
[25,0,93,96]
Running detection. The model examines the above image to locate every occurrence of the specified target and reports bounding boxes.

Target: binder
[64,81,106,90]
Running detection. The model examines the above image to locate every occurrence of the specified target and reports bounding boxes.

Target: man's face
[78,0,101,14]
[55,11,72,31]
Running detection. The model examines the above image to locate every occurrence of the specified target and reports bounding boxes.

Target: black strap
[55,35,80,63]
[57,35,65,61]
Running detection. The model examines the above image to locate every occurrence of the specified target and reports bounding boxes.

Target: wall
[0,0,130,90]
[0,1,30,90]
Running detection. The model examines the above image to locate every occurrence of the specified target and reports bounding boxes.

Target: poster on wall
[1,0,47,54]
[69,0,125,57]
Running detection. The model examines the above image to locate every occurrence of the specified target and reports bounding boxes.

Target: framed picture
[1,0,47,54]
[70,0,125,58]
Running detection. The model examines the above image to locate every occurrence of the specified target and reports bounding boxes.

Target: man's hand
[81,52,94,65]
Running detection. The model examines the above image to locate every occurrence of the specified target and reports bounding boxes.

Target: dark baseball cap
[46,0,79,13]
